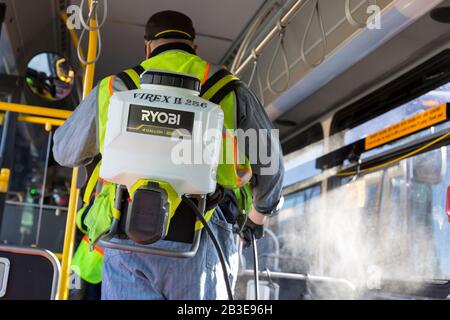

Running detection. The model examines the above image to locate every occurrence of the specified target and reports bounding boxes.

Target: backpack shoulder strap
[116,64,145,90]
[200,68,242,104]
[117,64,242,104]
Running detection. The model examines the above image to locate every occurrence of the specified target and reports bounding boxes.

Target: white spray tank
[99,70,224,196]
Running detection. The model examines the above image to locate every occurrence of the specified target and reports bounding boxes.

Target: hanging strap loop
[301,0,327,68]
[266,28,290,95]
[246,55,265,105]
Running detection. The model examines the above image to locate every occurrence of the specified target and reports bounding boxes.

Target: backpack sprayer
[97,70,238,299]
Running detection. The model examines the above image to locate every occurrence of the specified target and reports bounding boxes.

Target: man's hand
[237,208,267,247]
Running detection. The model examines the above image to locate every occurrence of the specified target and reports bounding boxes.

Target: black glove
[237,215,264,248]
[205,185,225,212]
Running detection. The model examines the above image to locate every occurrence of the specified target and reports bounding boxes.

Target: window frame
[330,50,450,136]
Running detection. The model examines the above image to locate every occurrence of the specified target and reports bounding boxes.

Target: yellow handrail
[0,101,72,119]
[17,116,65,131]
[58,0,98,300]
[0,112,65,132]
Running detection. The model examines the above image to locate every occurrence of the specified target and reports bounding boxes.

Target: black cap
[141,70,201,93]
[145,11,195,41]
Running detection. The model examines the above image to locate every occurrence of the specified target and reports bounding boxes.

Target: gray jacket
[53,51,284,215]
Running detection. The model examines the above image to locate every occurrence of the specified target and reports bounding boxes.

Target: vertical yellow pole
[59,11,86,67]
[58,1,97,300]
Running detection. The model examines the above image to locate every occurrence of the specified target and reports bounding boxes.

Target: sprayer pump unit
[94,69,247,300]
[98,69,223,255]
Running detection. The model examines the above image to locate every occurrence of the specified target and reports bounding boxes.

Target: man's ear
[193,44,198,52]
[145,40,152,59]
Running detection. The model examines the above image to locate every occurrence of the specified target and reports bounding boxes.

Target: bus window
[346,81,450,143]
[320,80,450,284]
[283,156,322,187]
[268,184,322,274]
[319,147,450,290]
[330,81,450,155]
[275,145,450,296]
[0,123,70,253]
[283,124,324,187]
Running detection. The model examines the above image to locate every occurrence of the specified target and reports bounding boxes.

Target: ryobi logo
[141,110,181,126]
[127,104,195,139]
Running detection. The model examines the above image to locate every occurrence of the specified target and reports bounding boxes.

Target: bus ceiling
[1,0,450,143]
[272,0,450,142]
[0,0,275,84]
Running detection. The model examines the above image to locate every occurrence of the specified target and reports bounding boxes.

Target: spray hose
[182,196,234,300]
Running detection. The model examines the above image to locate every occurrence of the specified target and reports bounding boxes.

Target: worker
[53,10,284,300]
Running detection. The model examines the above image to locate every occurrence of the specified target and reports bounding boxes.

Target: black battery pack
[125,183,169,245]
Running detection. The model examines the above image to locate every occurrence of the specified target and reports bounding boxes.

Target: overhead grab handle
[266,21,291,95]
[79,0,108,31]
[246,51,265,105]
[77,0,107,65]
[301,0,327,69]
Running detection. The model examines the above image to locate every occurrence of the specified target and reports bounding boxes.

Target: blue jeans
[101,209,239,300]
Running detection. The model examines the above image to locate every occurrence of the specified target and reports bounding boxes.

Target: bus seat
[0,245,60,300]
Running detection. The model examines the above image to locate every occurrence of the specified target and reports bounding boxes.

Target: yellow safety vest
[71,235,103,284]
[78,49,253,248]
